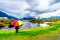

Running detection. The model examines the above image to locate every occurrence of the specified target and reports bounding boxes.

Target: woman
[9,20,23,33]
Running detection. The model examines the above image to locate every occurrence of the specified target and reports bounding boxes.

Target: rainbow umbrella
[11,20,23,27]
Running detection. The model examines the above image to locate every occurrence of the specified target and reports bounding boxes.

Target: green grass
[0,23,60,40]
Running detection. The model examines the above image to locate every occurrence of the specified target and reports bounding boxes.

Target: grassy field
[0,22,60,40]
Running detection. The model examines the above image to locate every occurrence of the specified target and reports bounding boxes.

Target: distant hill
[49,16,60,19]
[0,11,36,20]
[41,16,60,20]
[22,16,36,20]
[0,11,17,19]
[0,11,60,20]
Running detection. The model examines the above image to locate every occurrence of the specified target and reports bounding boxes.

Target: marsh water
[2,22,49,30]
[2,22,39,30]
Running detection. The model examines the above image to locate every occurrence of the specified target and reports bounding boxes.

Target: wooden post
[38,16,40,27]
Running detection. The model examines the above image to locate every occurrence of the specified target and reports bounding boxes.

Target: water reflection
[2,22,49,30]
[2,22,39,30]
[21,22,38,29]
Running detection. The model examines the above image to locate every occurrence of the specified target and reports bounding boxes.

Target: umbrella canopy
[11,20,23,27]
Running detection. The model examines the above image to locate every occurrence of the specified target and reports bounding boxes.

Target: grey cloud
[0,0,60,19]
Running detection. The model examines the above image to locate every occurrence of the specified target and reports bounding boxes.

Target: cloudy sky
[0,0,60,19]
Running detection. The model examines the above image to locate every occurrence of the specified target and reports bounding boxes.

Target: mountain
[49,16,60,19]
[41,16,60,20]
[0,11,36,20]
[1,11,60,20]
[40,18,47,20]
[22,16,35,20]
[0,11,18,19]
